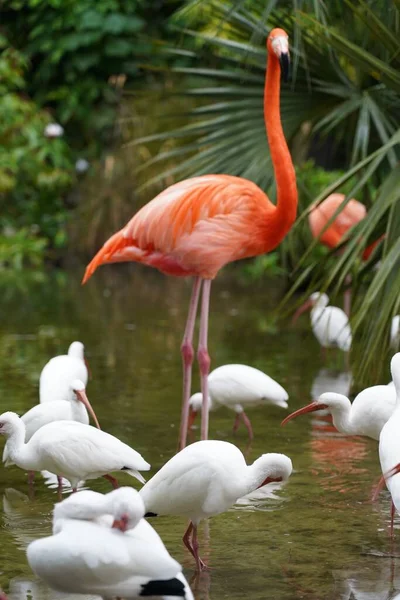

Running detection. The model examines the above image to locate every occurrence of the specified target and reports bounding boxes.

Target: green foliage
[0,228,47,270]
[132,0,400,385]
[0,37,75,266]
[2,0,150,146]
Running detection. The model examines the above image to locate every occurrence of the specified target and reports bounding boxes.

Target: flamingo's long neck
[263,50,297,240]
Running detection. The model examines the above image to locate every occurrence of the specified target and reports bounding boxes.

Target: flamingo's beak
[75,388,101,429]
[291,299,313,324]
[258,475,283,489]
[84,357,92,380]
[112,513,129,532]
[279,52,290,83]
[188,409,198,430]
[281,401,329,426]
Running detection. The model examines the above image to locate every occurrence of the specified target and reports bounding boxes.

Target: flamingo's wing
[83,174,267,281]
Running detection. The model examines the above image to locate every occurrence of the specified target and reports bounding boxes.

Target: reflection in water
[0,269,395,600]
[311,368,352,400]
[332,558,400,600]
[7,576,100,600]
[2,489,50,551]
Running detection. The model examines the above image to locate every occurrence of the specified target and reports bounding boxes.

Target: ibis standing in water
[0,412,150,492]
[140,440,292,572]
[2,379,100,486]
[281,384,396,441]
[40,341,89,403]
[188,364,288,440]
[374,353,400,536]
[293,292,352,354]
[27,487,194,599]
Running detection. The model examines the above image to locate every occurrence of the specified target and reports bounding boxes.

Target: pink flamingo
[308,193,382,315]
[82,28,298,450]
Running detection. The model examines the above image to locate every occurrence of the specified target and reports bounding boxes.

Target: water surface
[0,266,398,600]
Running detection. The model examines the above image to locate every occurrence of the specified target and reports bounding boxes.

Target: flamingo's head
[108,487,145,532]
[70,379,101,430]
[267,28,290,81]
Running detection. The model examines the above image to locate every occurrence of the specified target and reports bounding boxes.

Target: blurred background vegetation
[1,0,399,382]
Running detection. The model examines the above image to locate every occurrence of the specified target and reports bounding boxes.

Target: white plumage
[282,384,396,440]
[0,412,150,491]
[378,354,400,528]
[40,342,88,403]
[140,440,292,571]
[391,315,400,350]
[3,379,99,467]
[27,488,193,600]
[294,292,352,352]
[189,364,288,439]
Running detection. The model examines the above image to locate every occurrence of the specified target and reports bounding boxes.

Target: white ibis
[374,353,400,536]
[391,316,400,350]
[27,487,193,599]
[188,364,288,440]
[0,412,150,491]
[293,292,352,352]
[140,440,292,572]
[40,342,88,403]
[3,380,100,472]
[282,384,396,440]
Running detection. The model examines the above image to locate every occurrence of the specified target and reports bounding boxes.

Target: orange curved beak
[188,408,198,430]
[75,389,101,429]
[84,357,92,380]
[258,475,283,489]
[281,401,329,426]
[291,299,313,324]
[112,514,129,532]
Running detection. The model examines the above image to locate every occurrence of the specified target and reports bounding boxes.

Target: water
[0,266,398,600]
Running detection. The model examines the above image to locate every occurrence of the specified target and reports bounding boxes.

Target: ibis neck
[244,457,274,495]
[329,399,355,435]
[5,421,34,469]
[263,51,297,237]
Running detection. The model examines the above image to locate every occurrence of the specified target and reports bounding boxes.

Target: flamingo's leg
[179,277,202,451]
[103,474,119,489]
[198,280,211,441]
[232,413,241,434]
[191,523,208,571]
[240,412,254,441]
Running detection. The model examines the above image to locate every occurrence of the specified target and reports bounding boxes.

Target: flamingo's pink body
[83,28,297,449]
[309,193,366,249]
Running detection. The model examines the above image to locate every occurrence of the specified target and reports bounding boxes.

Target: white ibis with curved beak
[40,342,90,403]
[373,353,400,536]
[0,412,150,492]
[281,385,396,440]
[293,292,352,352]
[3,379,101,480]
[27,487,194,599]
[139,440,292,572]
[188,364,288,440]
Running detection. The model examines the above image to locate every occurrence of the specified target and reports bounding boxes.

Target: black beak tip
[279,53,290,83]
